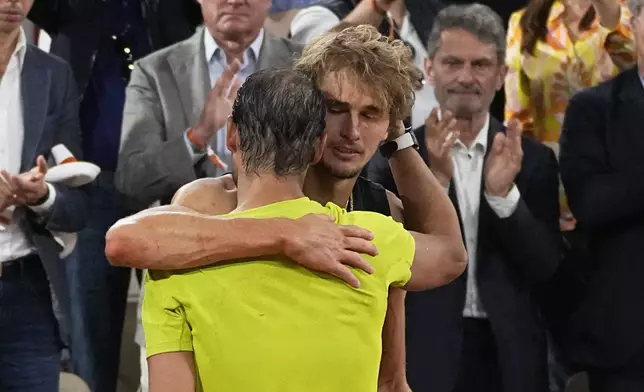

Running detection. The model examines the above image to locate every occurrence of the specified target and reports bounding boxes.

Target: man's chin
[319,161,362,180]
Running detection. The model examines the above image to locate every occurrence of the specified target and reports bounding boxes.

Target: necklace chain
[346,193,354,212]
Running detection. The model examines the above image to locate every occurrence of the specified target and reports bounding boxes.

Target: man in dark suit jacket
[368,4,560,392]
[0,1,88,390]
[558,3,644,388]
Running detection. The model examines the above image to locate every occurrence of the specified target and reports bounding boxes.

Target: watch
[379,131,419,158]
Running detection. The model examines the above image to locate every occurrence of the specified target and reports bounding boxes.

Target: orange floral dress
[505,0,635,230]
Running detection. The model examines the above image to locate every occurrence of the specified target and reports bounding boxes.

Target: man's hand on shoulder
[282,214,379,289]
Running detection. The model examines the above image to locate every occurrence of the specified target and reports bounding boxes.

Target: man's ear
[226,118,238,153]
[424,57,435,86]
[311,134,328,165]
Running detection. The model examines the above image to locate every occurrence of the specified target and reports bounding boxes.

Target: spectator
[115,0,302,209]
[505,0,633,229]
[449,0,529,120]
[558,0,644,389]
[368,4,561,392]
[27,1,202,391]
[290,0,443,128]
[0,0,88,390]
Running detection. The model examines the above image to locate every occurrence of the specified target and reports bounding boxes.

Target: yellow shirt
[143,197,415,392]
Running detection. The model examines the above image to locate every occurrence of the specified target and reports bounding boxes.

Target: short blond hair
[295,25,422,127]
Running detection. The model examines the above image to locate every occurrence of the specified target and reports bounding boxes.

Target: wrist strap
[187,128,206,150]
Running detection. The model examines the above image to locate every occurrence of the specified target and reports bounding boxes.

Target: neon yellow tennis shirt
[143,197,415,392]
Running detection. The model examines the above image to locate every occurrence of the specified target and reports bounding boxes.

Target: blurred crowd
[1,0,644,391]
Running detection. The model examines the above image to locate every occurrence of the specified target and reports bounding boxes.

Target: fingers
[343,236,378,257]
[13,174,42,193]
[440,130,459,156]
[339,250,375,274]
[0,171,17,194]
[213,59,242,97]
[425,107,439,133]
[339,224,374,240]
[325,263,361,289]
[36,155,48,174]
[491,132,506,155]
[228,76,241,101]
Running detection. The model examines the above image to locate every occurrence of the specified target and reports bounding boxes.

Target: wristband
[187,128,206,151]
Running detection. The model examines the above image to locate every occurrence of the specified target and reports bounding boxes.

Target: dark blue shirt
[79,0,151,171]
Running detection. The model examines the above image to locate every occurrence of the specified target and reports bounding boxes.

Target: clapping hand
[484,119,523,197]
[192,59,242,145]
[424,108,459,188]
[0,155,49,211]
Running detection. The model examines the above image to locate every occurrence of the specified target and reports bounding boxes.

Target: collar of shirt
[453,113,490,154]
[203,28,264,69]
[9,28,27,74]
[435,111,490,153]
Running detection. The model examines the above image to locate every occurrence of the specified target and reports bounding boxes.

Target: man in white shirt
[0,0,88,390]
[289,0,443,129]
[368,4,561,392]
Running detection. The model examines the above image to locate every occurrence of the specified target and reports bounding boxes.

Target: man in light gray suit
[0,1,88,390]
[116,0,303,209]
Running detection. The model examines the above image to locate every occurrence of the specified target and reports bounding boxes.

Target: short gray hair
[629,0,644,17]
[426,3,506,62]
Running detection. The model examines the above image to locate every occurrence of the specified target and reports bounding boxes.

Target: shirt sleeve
[504,11,534,132]
[142,271,194,357]
[484,184,521,219]
[383,220,415,288]
[290,6,341,44]
[27,183,57,214]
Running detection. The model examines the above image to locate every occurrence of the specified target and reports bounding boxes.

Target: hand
[192,59,242,145]
[282,214,379,288]
[424,108,459,188]
[484,119,523,197]
[0,156,49,210]
[386,120,406,141]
